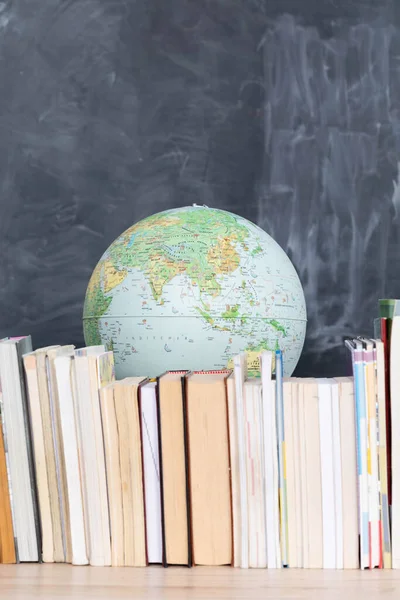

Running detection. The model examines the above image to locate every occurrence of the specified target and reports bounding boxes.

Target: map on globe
[83,206,307,377]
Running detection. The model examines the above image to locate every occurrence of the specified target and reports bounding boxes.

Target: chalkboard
[0,0,398,376]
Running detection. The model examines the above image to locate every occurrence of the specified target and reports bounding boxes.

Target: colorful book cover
[364,341,381,569]
[345,339,369,569]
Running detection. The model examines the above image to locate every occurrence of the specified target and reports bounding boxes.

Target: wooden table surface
[0,565,399,599]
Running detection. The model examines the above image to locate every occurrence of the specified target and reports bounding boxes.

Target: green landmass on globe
[83,206,307,377]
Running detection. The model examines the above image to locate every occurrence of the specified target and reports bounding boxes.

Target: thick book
[100,382,123,567]
[226,373,241,568]
[73,346,114,566]
[23,345,74,564]
[157,371,191,567]
[54,354,88,566]
[116,377,148,567]
[260,352,281,569]
[317,379,336,569]
[185,371,232,566]
[244,378,267,568]
[302,379,323,569]
[46,345,75,564]
[35,346,65,563]
[336,377,359,569]
[0,337,40,562]
[23,347,59,563]
[100,377,148,567]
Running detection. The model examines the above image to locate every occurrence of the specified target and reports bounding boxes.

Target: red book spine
[381,318,392,506]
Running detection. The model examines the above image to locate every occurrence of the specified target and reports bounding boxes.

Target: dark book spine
[381,318,392,507]
[155,377,167,568]
[181,375,192,568]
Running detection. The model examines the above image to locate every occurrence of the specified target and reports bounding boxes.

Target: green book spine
[379,299,400,319]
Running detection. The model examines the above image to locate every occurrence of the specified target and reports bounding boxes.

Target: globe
[83,206,307,378]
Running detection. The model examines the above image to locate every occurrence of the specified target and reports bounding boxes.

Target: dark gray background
[0,0,398,376]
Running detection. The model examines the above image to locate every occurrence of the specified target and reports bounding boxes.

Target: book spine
[261,352,280,569]
[353,346,370,569]
[233,354,249,569]
[180,375,192,568]
[275,350,288,567]
[223,376,235,568]
[370,346,382,568]
[18,338,42,562]
[381,318,392,508]
[137,380,149,567]
[154,378,167,568]
[375,341,391,568]
[0,403,17,563]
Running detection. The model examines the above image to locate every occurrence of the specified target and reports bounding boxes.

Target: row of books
[0,312,396,569]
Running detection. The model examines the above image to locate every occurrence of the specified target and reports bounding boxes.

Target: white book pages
[318,379,336,569]
[140,382,162,564]
[375,341,391,568]
[331,381,343,569]
[275,351,288,567]
[245,381,267,568]
[23,353,54,563]
[0,339,39,562]
[391,317,400,568]
[55,356,88,565]
[337,377,359,569]
[284,379,296,568]
[233,353,249,569]
[74,351,110,566]
[271,384,281,567]
[226,374,241,567]
[261,351,281,569]
[292,382,302,567]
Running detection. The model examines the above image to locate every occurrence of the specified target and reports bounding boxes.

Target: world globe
[83,206,307,377]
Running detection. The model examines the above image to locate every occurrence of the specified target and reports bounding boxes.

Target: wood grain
[0,565,398,599]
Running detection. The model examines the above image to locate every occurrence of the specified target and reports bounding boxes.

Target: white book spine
[55,356,88,566]
[73,355,105,566]
[0,342,38,562]
[391,317,400,568]
[140,385,163,564]
[318,379,336,569]
[261,351,281,569]
[331,381,343,569]
[24,358,54,563]
[275,350,288,566]
[233,354,249,569]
